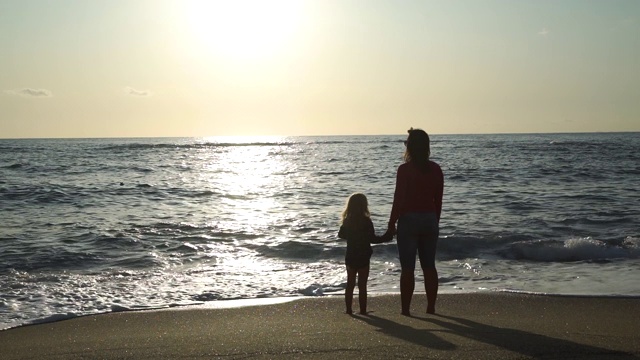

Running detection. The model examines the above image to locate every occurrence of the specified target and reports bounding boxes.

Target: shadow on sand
[425,314,635,359]
[420,315,636,359]
[356,313,636,358]
[355,314,456,350]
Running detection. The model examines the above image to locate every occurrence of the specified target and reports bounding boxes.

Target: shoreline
[2,292,639,359]
[4,290,640,332]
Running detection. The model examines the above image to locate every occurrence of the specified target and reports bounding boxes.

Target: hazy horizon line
[1,130,638,141]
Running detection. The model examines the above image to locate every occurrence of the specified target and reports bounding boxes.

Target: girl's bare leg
[345,266,356,314]
[357,266,370,314]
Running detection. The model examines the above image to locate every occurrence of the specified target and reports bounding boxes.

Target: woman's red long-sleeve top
[388,160,444,226]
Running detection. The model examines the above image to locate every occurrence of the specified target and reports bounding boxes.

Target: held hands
[381,226,396,242]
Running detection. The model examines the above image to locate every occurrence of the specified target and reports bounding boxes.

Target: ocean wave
[110,254,165,269]
[246,240,327,260]
[2,163,25,169]
[498,237,639,262]
[297,283,344,296]
[1,248,106,272]
[437,233,534,259]
[101,142,297,151]
[132,222,217,233]
[495,289,640,298]
[0,184,98,204]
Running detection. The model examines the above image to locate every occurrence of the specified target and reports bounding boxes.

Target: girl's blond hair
[341,193,370,226]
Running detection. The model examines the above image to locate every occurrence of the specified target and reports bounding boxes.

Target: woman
[388,128,444,316]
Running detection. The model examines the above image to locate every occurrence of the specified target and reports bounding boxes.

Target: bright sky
[1,0,639,138]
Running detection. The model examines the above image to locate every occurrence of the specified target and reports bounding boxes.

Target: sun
[183,0,305,61]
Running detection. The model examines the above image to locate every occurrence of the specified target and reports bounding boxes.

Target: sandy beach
[1,293,638,359]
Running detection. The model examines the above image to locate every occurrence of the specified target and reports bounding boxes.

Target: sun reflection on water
[199,136,295,230]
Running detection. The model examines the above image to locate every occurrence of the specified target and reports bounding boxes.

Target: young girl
[339,193,393,315]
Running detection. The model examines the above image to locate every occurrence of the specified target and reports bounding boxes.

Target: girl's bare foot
[346,309,353,315]
[427,306,435,314]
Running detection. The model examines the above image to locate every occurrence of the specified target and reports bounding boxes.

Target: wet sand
[1,293,638,359]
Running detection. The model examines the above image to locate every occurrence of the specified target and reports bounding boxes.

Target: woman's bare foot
[346,309,353,315]
[426,306,435,314]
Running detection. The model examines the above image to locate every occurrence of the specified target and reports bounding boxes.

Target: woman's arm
[388,165,405,229]
[435,165,444,222]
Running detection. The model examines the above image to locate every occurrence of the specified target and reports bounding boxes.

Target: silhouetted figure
[339,193,393,315]
[388,128,444,316]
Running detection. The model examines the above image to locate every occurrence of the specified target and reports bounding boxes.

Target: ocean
[1,133,639,330]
